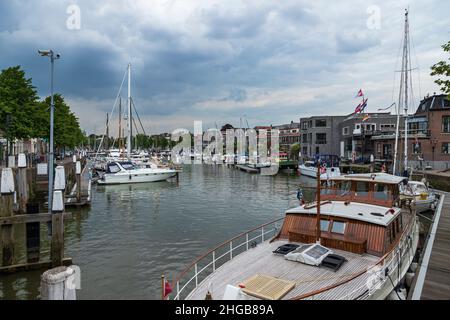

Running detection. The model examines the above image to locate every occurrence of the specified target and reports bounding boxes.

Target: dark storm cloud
[0,0,448,133]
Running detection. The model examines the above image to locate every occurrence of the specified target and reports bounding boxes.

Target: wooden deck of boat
[187,240,378,300]
[412,193,450,299]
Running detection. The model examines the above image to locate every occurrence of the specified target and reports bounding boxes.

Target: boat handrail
[170,217,284,300]
[290,211,416,300]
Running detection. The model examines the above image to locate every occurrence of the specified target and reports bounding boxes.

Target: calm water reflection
[0,165,316,300]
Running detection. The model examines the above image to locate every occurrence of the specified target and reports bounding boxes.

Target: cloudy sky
[0,0,448,135]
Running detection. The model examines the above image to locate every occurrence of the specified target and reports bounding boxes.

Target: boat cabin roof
[285,201,401,226]
[330,173,407,185]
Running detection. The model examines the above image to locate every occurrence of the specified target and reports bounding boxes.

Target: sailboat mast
[403,9,410,172]
[127,63,132,159]
[393,9,410,175]
[119,97,122,154]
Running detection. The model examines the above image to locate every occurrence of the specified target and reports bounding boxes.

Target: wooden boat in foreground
[170,172,419,300]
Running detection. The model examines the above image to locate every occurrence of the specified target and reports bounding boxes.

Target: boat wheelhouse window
[374,183,389,200]
[120,162,135,170]
[320,219,330,232]
[355,181,369,197]
[107,164,120,173]
[331,221,346,234]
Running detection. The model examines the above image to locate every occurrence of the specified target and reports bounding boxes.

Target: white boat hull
[299,165,341,180]
[98,170,176,185]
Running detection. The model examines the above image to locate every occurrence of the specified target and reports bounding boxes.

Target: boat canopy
[330,173,407,185]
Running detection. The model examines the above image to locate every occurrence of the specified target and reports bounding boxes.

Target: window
[302,122,308,130]
[315,119,327,127]
[412,142,421,154]
[380,124,395,131]
[355,181,369,197]
[443,116,450,133]
[374,183,389,201]
[320,219,330,232]
[331,221,346,234]
[316,146,320,154]
[316,133,327,144]
[343,127,349,135]
[302,134,308,143]
[443,142,450,154]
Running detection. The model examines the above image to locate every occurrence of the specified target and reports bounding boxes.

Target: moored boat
[170,172,419,300]
[97,161,177,185]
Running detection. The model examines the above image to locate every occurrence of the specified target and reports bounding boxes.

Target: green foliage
[40,94,84,148]
[0,66,40,140]
[290,143,300,160]
[431,41,450,96]
[0,65,85,149]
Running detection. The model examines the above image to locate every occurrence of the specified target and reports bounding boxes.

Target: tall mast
[127,63,132,159]
[403,9,410,173]
[119,97,122,154]
[105,112,109,150]
[393,9,411,175]
[316,163,321,243]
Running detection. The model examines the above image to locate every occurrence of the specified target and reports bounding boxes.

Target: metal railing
[171,217,284,300]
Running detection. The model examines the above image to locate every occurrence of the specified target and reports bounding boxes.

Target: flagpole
[162,274,165,300]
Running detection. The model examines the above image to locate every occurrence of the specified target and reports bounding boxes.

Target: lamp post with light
[38,50,60,215]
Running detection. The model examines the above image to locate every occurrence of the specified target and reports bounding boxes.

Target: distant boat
[405,180,438,213]
[97,63,178,184]
[299,155,341,180]
[97,161,176,185]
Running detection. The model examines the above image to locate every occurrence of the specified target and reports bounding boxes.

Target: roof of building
[416,94,450,112]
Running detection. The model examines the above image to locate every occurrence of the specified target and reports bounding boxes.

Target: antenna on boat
[316,161,321,244]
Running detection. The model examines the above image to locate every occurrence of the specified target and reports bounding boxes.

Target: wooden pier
[0,154,91,274]
[410,192,450,299]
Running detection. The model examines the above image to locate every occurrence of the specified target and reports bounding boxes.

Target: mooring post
[40,266,77,300]
[17,153,29,213]
[51,166,66,267]
[0,168,15,266]
[76,161,81,203]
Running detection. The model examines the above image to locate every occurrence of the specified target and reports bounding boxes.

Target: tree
[431,41,450,96]
[290,143,300,160]
[40,94,84,149]
[0,66,40,144]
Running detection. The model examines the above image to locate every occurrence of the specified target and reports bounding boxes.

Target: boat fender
[129,174,132,180]
[409,262,418,273]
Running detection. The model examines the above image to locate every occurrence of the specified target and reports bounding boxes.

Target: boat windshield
[320,181,351,196]
[411,184,428,194]
[120,162,136,170]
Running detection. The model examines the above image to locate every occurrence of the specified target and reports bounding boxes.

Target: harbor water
[0,165,316,300]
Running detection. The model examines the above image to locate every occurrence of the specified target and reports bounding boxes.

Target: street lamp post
[38,50,60,215]
[431,137,438,167]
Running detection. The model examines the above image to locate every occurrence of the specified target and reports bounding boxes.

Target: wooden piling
[51,167,66,267]
[16,153,29,213]
[50,190,64,267]
[76,161,81,203]
[1,168,15,266]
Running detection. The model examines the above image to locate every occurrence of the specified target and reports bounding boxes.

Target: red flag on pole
[164,280,173,298]
[355,89,364,98]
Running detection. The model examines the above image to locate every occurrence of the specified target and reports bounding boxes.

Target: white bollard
[1,168,15,194]
[8,156,15,168]
[40,266,77,300]
[18,153,27,168]
[54,166,66,191]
